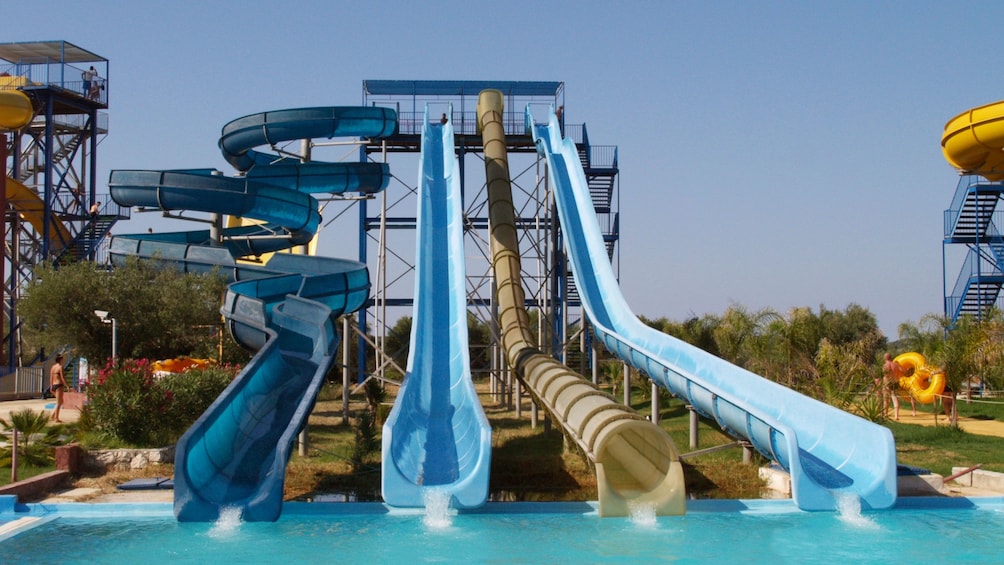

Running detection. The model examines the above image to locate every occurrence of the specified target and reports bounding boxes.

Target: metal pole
[1,132,10,371]
[10,428,17,482]
[622,363,630,406]
[342,316,350,425]
[688,405,699,449]
[111,318,117,361]
[651,381,659,424]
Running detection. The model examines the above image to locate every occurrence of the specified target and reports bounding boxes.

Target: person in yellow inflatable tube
[882,353,916,420]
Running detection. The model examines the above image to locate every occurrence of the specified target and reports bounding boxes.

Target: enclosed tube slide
[942,99,1004,181]
[529,107,897,511]
[108,106,396,521]
[478,90,686,517]
[381,107,492,508]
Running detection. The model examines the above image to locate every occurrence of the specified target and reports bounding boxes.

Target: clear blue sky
[8,1,1004,338]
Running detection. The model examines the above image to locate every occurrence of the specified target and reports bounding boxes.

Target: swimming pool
[2,497,1002,563]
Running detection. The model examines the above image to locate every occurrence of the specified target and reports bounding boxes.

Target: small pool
[2,497,1002,563]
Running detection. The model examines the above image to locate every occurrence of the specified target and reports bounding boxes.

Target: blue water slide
[528,108,897,511]
[381,107,492,508]
[108,106,396,521]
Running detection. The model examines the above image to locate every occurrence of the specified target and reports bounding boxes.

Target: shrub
[159,366,237,435]
[0,408,63,467]
[85,359,237,447]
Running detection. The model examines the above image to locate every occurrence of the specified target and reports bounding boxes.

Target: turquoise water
[2,498,1003,564]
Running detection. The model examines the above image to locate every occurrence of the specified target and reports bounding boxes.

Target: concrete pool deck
[0,398,81,424]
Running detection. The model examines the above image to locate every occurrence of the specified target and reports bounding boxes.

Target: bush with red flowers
[84,358,237,447]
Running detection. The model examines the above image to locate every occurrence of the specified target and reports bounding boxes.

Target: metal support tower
[943,174,1004,325]
[348,80,620,393]
[0,41,125,370]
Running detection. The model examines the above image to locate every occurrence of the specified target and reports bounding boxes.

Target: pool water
[2,498,1002,564]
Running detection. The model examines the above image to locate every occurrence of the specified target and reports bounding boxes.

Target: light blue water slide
[108,107,396,521]
[528,108,897,511]
[381,107,492,508]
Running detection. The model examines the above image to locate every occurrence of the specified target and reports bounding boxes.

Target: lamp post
[94,310,117,361]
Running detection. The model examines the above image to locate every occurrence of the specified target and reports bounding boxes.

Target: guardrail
[0,366,45,400]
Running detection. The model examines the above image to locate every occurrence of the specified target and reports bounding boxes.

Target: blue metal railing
[0,61,107,104]
[944,175,1004,236]
[947,247,1004,319]
[586,146,618,170]
[395,110,528,137]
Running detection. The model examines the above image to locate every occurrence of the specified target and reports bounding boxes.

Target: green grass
[955,395,1004,421]
[0,462,56,484]
[888,421,1004,476]
[53,379,1004,501]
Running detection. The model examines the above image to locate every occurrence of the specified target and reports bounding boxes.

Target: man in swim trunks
[50,354,70,422]
[882,353,908,420]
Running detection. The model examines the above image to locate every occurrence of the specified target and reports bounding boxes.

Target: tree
[18,257,231,363]
[712,304,782,367]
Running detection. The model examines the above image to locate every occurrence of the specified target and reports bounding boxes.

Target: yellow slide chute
[1,89,71,252]
[894,352,947,405]
[0,88,33,129]
[4,176,72,253]
[942,99,1004,181]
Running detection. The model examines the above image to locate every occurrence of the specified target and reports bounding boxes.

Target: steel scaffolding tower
[0,41,125,370]
[349,80,620,393]
[943,174,1004,325]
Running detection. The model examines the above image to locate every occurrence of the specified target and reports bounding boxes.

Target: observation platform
[362,80,564,152]
[0,40,109,112]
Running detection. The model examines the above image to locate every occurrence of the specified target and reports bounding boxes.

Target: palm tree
[712,304,781,368]
[0,408,60,467]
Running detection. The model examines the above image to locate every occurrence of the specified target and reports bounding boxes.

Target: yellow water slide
[942,99,1004,181]
[5,177,72,252]
[1,89,71,253]
[478,89,685,517]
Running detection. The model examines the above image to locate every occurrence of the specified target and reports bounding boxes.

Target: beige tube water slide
[477,90,685,517]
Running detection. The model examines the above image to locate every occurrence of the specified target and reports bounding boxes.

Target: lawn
[11,379,1004,501]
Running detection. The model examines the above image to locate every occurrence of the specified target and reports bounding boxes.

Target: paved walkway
[892,409,1004,437]
[0,398,80,424]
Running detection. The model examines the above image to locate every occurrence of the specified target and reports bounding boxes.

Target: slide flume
[529,107,897,511]
[381,107,492,508]
[4,176,72,253]
[942,99,1004,181]
[479,90,686,517]
[109,107,396,521]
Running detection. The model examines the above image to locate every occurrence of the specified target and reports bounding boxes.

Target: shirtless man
[50,354,70,422]
[882,353,916,420]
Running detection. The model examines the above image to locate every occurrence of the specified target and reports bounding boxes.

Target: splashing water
[208,506,244,539]
[422,488,453,529]
[628,500,658,528]
[834,491,878,529]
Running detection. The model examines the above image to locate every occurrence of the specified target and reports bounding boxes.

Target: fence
[0,366,45,401]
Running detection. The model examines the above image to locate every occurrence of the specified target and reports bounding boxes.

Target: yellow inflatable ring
[910,368,946,405]
[894,352,925,376]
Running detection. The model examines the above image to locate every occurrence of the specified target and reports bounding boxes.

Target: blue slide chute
[381,107,492,508]
[108,106,396,521]
[528,108,897,511]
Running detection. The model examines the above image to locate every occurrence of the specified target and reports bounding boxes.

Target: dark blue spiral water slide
[108,107,396,521]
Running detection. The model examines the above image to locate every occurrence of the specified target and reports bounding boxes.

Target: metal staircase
[562,124,620,307]
[56,208,119,264]
[18,128,82,183]
[943,175,1004,323]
